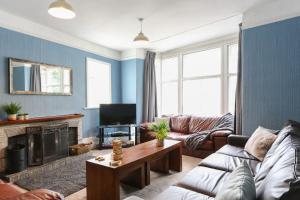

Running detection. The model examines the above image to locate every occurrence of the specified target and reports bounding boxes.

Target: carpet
[15,153,95,197]
[14,150,200,199]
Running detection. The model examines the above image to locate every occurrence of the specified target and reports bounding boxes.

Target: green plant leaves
[2,102,22,114]
[149,120,169,140]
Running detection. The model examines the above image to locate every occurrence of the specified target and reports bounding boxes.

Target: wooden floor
[66,151,200,200]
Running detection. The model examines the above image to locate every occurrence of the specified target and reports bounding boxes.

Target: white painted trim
[121,49,146,61]
[161,34,238,58]
[0,9,121,60]
[86,57,112,109]
[242,0,300,30]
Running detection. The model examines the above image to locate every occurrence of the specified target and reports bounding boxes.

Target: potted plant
[149,120,169,147]
[2,102,22,121]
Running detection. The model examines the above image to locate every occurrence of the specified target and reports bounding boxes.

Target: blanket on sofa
[185,113,234,150]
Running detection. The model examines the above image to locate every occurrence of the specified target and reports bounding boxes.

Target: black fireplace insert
[27,123,69,166]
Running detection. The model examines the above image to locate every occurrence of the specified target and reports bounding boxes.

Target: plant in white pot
[2,102,22,121]
[149,120,169,147]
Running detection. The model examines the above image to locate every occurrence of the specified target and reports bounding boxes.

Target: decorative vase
[17,115,25,120]
[7,114,17,121]
[156,139,164,147]
[24,114,29,120]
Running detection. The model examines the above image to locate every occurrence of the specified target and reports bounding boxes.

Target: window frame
[158,37,238,116]
[85,57,112,109]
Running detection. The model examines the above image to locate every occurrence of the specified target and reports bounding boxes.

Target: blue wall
[136,59,144,124]
[242,16,300,135]
[0,27,122,138]
[121,58,144,124]
[121,59,137,103]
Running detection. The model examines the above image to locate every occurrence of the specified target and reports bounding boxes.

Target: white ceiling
[0,0,270,52]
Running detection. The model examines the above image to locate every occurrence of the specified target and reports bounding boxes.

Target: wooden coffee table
[86,139,182,200]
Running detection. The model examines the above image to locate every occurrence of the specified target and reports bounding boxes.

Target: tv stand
[98,124,138,149]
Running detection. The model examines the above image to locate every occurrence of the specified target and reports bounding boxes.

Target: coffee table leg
[86,162,120,200]
[169,146,182,172]
[145,161,150,185]
[150,155,169,173]
[121,165,146,189]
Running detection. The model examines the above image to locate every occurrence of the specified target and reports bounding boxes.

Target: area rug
[15,153,95,197]
[15,150,201,199]
[65,154,201,200]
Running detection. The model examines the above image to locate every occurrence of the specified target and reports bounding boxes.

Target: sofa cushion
[215,161,256,200]
[200,152,260,175]
[217,145,258,160]
[5,189,64,200]
[155,117,170,129]
[198,140,214,151]
[244,126,278,161]
[0,181,27,200]
[167,132,214,150]
[124,196,144,200]
[170,115,191,134]
[188,116,219,134]
[167,132,189,141]
[255,124,300,200]
[155,186,214,200]
[177,166,229,197]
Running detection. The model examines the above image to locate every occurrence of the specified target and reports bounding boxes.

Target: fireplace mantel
[0,114,84,172]
[0,114,84,127]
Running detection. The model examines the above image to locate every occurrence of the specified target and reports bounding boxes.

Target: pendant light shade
[48,0,76,19]
[133,18,149,45]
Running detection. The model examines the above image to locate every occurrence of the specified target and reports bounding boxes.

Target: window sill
[83,107,99,110]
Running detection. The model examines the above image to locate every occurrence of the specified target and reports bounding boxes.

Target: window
[86,58,111,108]
[157,42,238,116]
[160,57,178,115]
[40,66,71,94]
[183,48,222,116]
[228,44,238,114]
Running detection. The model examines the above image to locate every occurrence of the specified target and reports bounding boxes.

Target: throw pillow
[170,115,191,134]
[215,161,256,200]
[245,126,278,161]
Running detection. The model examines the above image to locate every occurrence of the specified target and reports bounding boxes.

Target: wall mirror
[9,58,73,95]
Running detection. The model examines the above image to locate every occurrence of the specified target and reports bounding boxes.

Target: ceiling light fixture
[48,0,76,19]
[133,18,149,45]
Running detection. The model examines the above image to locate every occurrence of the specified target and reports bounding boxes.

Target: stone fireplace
[0,114,83,173]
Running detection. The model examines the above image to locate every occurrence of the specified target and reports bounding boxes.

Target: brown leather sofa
[140,115,232,158]
[0,180,63,200]
[155,122,300,200]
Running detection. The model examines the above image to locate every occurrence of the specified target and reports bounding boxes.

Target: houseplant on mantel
[2,102,22,121]
[149,120,169,147]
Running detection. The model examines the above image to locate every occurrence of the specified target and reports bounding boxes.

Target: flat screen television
[99,104,136,126]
